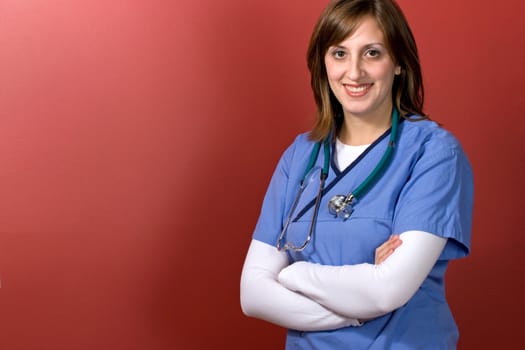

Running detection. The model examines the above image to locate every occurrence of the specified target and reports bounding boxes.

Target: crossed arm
[240,231,446,331]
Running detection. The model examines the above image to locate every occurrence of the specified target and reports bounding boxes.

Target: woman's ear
[395,65,401,75]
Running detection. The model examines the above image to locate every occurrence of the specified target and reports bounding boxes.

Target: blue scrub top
[252,118,474,349]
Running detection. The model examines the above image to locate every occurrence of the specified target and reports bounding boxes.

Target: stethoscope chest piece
[328,194,355,221]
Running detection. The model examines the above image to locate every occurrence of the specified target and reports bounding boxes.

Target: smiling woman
[240,1,474,349]
[324,16,402,145]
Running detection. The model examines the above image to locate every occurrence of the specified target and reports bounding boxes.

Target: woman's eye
[333,50,346,59]
[366,49,381,58]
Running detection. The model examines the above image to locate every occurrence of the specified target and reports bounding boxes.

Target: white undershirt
[335,138,370,171]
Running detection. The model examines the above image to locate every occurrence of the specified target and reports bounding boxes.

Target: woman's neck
[338,110,392,146]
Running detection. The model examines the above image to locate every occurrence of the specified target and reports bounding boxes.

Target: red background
[0,0,523,349]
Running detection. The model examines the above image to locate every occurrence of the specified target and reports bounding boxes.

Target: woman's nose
[347,59,364,81]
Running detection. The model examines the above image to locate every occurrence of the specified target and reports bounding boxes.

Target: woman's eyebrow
[367,42,386,47]
[330,42,386,49]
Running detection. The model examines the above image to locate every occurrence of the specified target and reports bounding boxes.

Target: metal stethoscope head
[328,194,355,220]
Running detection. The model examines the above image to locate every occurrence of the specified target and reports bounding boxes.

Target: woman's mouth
[344,83,372,97]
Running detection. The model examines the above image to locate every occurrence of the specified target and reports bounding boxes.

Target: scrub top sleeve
[393,134,474,260]
[252,136,301,246]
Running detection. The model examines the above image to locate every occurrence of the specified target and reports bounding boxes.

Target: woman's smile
[344,83,373,97]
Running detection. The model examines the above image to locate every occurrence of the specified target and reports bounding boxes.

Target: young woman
[241,1,473,349]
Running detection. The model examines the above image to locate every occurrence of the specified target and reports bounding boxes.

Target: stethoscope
[276,108,399,252]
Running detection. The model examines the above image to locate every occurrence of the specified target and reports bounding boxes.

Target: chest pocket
[286,197,393,266]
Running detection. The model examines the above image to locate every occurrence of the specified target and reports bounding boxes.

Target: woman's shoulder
[292,131,315,146]
[401,116,464,153]
[283,132,316,155]
[277,132,317,168]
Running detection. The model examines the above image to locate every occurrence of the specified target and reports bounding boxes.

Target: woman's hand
[375,234,402,265]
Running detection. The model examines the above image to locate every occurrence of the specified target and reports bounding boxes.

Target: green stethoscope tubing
[348,107,398,200]
[276,108,399,251]
[303,136,331,180]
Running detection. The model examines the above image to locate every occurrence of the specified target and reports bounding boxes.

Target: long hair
[307,0,426,141]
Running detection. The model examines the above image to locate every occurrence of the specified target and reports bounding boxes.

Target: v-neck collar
[292,119,403,222]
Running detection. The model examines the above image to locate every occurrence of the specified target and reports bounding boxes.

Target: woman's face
[324,16,400,121]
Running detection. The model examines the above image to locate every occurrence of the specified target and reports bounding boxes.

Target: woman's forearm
[278,231,447,319]
[240,239,362,331]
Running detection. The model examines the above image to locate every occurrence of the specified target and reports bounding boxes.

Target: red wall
[0,1,523,349]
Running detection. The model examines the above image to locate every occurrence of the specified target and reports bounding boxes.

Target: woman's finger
[375,235,402,264]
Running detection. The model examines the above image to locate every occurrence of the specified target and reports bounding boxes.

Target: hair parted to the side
[307,0,427,142]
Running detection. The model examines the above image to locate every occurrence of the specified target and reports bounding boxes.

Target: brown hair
[307,0,427,141]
